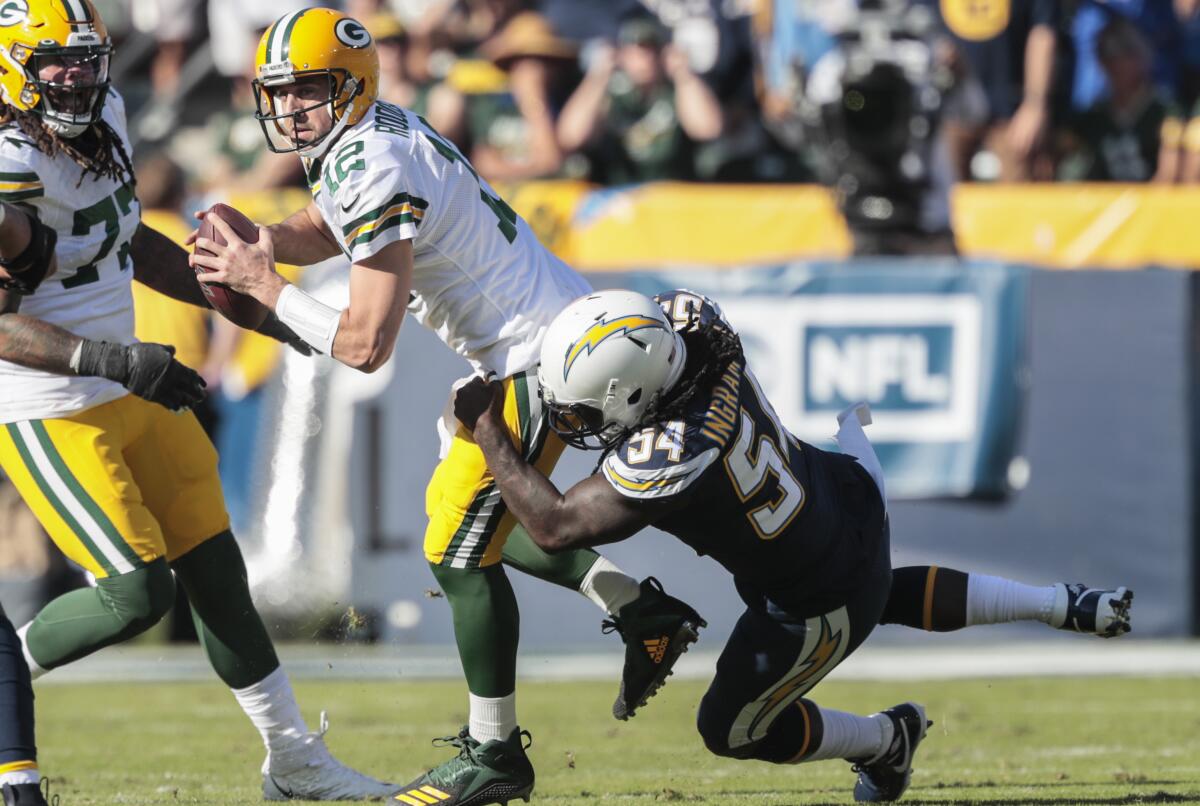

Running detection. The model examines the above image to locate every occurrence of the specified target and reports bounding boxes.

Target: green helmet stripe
[60,0,93,23]
[265,15,287,64]
[279,8,310,63]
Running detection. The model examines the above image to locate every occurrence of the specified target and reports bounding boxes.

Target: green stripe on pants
[5,423,115,576]
[30,421,143,569]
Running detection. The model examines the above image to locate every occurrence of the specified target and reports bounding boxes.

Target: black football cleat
[852,702,931,802]
[1,780,56,806]
[1049,584,1133,638]
[602,577,706,720]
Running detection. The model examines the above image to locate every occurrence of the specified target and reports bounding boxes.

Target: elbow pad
[0,213,57,295]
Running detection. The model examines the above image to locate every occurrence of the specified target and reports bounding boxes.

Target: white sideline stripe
[16,421,134,575]
[35,641,1200,685]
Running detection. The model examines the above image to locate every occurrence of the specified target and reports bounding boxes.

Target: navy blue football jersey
[601,290,885,615]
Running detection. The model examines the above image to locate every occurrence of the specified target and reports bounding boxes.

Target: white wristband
[275,283,343,356]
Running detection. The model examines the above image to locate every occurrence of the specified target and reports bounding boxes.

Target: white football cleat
[262,712,401,802]
[1049,583,1133,638]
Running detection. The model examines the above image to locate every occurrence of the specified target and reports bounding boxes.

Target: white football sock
[966,574,1057,625]
[231,666,309,755]
[578,556,641,615]
[805,707,892,762]
[469,692,517,744]
[0,766,39,786]
[16,623,47,682]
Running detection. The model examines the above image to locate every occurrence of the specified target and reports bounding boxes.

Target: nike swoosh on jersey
[340,195,360,214]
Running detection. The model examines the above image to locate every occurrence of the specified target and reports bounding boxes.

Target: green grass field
[34,675,1200,805]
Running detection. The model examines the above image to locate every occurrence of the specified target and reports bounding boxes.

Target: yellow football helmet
[253,8,379,159]
[0,0,111,138]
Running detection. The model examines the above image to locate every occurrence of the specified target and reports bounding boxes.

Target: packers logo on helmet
[334,18,370,49]
[0,1,30,27]
[0,0,111,138]
[253,8,379,160]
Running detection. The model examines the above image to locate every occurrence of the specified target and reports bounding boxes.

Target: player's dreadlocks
[1,107,135,188]
[647,319,744,424]
[594,317,745,470]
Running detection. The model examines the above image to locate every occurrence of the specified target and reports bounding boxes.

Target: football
[193,203,270,330]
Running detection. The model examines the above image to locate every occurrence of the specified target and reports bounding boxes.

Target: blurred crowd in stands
[100,0,1200,193]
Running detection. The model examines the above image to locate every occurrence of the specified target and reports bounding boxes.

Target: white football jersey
[0,90,140,424]
[307,101,591,377]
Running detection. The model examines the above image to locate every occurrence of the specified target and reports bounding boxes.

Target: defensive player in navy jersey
[453,288,1134,802]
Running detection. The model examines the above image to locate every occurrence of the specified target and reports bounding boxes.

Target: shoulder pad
[602,419,720,500]
[0,141,43,204]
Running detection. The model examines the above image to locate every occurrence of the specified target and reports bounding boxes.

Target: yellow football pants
[0,395,230,579]
[425,371,564,569]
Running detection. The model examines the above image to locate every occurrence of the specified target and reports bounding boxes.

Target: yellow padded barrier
[225,182,1200,272]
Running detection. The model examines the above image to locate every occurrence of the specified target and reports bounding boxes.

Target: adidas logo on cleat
[643,636,669,663]
[607,577,707,721]
[395,785,453,804]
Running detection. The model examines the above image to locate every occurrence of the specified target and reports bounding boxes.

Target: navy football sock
[0,605,36,771]
[880,565,968,631]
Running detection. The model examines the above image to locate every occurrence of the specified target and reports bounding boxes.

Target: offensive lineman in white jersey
[0,1,401,800]
[191,8,706,805]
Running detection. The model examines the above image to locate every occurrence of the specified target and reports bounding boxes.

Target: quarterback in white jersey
[0,1,401,800]
[310,100,589,378]
[192,9,704,806]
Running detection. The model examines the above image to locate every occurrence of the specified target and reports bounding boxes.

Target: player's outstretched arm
[0,288,80,373]
[0,288,205,409]
[130,223,211,308]
[455,378,676,551]
[133,223,312,354]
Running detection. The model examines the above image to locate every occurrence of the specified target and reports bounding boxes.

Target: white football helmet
[538,289,687,449]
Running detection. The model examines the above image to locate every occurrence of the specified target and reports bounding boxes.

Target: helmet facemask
[24,43,111,138]
[543,396,628,451]
[253,68,361,159]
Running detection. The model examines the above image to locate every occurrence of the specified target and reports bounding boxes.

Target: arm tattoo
[130,223,211,309]
[0,288,82,374]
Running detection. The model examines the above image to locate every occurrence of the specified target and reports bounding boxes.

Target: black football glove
[255,311,318,356]
[76,341,207,411]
